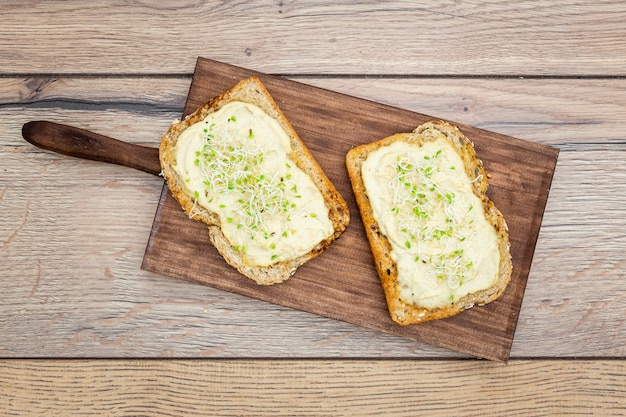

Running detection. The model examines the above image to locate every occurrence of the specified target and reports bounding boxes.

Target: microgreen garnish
[191,108,316,260]
[382,146,480,290]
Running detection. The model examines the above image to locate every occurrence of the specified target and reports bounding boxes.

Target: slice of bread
[346,120,512,324]
[160,76,349,285]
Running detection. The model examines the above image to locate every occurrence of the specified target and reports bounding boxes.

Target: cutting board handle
[22,121,161,176]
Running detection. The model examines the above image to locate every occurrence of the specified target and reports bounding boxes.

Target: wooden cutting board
[142,57,559,361]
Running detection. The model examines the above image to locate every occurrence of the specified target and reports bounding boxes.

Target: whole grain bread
[346,120,512,324]
[160,76,349,285]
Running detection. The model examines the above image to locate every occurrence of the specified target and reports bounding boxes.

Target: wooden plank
[1,1,625,76]
[1,359,624,416]
[4,76,626,147]
[142,59,559,361]
[1,77,624,359]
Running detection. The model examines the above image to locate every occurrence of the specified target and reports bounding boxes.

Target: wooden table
[1,1,624,414]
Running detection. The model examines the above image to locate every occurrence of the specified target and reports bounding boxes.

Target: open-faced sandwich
[346,121,512,324]
[160,76,350,285]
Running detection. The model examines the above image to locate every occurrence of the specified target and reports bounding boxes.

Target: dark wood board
[142,57,559,362]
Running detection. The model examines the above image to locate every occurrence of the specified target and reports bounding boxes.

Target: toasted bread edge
[346,120,512,324]
[160,76,350,285]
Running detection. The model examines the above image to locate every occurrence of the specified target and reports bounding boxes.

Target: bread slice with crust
[160,76,349,285]
[346,120,512,324]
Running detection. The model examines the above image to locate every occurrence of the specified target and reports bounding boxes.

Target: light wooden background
[1,1,625,415]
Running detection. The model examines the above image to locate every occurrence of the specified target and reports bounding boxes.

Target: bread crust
[160,76,349,285]
[346,120,512,324]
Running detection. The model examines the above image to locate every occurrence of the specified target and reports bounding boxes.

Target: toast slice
[160,76,349,285]
[346,121,512,324]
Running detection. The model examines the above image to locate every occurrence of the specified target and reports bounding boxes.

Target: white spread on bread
[361,137,500,309]
[173,101,333,267]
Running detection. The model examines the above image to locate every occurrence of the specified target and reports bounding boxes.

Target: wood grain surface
[1,1,625,76]
[1,76,624,359]
[1,0,625,413]
[1,359,624,416]
[142,58,558,361]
